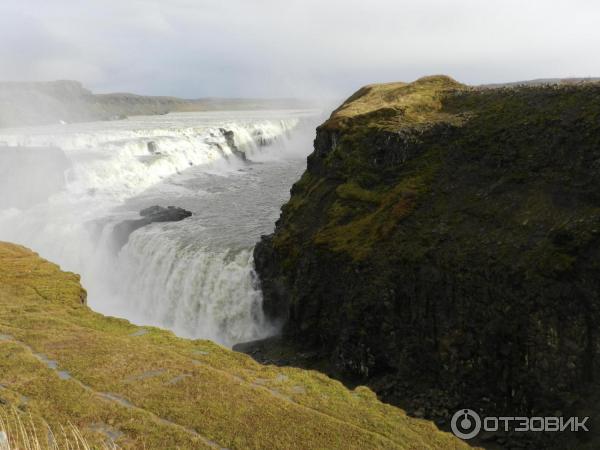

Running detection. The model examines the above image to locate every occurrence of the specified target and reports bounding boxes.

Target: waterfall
[0,110,318,346]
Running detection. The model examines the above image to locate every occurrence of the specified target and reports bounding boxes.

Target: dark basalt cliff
[254,75,600,447]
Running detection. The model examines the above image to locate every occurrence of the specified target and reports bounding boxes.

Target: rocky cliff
[0,242,466,449]
[254,75,600,447]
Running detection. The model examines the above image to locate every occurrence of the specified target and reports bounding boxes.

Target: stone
[112,205,192,249]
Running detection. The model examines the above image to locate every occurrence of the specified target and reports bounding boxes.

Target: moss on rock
[254,76,600,448]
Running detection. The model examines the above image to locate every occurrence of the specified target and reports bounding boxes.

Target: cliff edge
[254,75,600,448]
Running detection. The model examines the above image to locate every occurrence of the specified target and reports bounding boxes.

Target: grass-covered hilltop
[0,242,468,449]
[253,75,600,448]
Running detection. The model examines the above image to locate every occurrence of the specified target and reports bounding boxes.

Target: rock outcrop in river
[113,205,193,249]
[253,75,600,448]
[0,241,468,449]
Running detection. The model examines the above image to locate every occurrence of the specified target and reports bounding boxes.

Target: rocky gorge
[252,75,600,448]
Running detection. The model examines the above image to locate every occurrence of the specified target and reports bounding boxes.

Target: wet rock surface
[219,128,247,161]
[113,205,192,249]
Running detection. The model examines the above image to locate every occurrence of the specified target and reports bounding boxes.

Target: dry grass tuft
[325,75,467,130]
[0,406,116,450]
[0,242,471,449]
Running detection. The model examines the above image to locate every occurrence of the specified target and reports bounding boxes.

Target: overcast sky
[1,0,599,98]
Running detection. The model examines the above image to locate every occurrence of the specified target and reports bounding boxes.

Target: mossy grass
[324,75,468,131]
[0,242,469,449]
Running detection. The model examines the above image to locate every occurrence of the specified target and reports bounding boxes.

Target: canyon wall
[254,75,600,447]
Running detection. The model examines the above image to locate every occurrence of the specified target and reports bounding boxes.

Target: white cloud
[1,0,599,98]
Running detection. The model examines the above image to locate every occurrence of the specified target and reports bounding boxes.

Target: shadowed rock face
[253,76,600,448]
[112,206,192,249]
[219,128,247,161]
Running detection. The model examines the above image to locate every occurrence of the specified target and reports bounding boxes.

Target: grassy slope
[324,75,467,130]
[0,242,470,449]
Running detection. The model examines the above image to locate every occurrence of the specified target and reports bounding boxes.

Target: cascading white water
[0,110,318,346]
[0,115,300,201]
[110,229,270,345]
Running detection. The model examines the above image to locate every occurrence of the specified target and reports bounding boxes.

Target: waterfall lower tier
[0,110,320,346]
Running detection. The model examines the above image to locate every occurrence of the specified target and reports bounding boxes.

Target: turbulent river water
[0,110,319,346]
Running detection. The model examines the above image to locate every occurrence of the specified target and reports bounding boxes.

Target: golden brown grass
[0,406,116,450]
[325,75,468,130]
[0,242,472,449]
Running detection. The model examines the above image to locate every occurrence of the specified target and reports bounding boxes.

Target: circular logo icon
[451,409,482,440]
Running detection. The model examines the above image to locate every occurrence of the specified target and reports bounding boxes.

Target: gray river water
[0,110,320,346]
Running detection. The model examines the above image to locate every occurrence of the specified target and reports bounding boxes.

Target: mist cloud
[2,0,599,98]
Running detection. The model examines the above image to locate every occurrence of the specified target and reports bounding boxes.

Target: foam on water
[108,229,271,344]
[0,110,318,346]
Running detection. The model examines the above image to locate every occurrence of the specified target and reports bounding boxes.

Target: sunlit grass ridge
[0,242,470,449]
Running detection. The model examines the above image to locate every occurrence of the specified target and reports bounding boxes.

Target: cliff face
[254,76,600,439]
[0,242,466,449]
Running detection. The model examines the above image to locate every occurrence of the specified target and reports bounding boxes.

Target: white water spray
[0,110,317,346]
